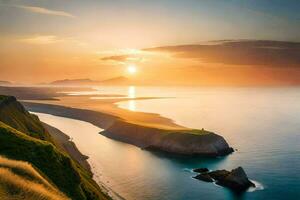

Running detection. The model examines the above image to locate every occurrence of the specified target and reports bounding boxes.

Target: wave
[247,180,264,192]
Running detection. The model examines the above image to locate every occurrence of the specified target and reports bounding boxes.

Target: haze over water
[38,86,300,200]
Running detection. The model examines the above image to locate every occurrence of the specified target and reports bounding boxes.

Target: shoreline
[19,89,232,196]
[23,95,186,130]
[26,100,232,157]
[0,85,185,130]
[24,97,233,157]
[26,101,228,200]
[23,100,186,131]
[39,115,125,200]
[41,122,92,172]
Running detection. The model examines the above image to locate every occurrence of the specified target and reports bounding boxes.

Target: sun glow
[127,65,137,74]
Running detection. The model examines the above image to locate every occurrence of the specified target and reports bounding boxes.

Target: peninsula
[5,86,235,157]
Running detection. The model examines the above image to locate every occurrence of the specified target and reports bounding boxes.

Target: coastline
[23,100,185,130]
[17,88,232,197]
[42,122,91,171]
[22,95,186,130]
[39,115,125,200]
[0,85,185,129]
[26,101,232,157]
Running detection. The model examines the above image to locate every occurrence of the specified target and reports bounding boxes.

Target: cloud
[144,40,300,67]
[19,35,63,45]
[101,55,129,62]
[17,35,87,46]
[15,5,75,18]
[99,49,147,64]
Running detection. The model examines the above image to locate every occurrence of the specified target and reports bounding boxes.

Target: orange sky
[0,1,300,85]
[1,39,300,86]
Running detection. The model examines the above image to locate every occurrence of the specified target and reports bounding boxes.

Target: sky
[0,0,300,85]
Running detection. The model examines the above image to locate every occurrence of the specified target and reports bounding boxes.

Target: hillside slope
[0,95,51,141]
[0,95,110,200]
[0,155,69,200]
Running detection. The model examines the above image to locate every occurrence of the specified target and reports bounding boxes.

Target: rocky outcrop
[193,168,209,173]
[194,173,214,182]
[215,167,255,191]
[100,120,233,157]
[193,167,255,191]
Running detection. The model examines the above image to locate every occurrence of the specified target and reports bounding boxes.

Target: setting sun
[127,65,137,74]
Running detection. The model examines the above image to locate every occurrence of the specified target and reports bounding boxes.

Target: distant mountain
[0,81,11,85]
[49,78,100,85]
[47,76,143,86]
[100,76,136,85]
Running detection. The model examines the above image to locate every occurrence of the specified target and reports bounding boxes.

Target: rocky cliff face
[101,120,233,157]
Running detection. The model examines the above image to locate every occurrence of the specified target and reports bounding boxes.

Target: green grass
[0,95,9,101]
[160,128,211,136]
[125,119,212,136]
[0,96,52,141]
[180,129,212,135]
[0,95,110,200]
[0,121,109,200]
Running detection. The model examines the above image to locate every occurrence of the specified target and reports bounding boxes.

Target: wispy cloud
[18,35,87,46]
[19,35,64,45]
[15,5,75,18]
[98,49,154,64]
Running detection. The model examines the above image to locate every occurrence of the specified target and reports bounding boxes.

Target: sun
[127,65,137,74]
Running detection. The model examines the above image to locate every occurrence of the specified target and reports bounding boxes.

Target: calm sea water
[37,87,300,200]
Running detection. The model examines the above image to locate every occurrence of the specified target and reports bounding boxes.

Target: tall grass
[0,156,69,200]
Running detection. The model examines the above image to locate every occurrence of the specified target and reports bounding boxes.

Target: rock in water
[193,168,209,173]
[208,170,230,180]
[215,167,255,191]
[193,167,255,192]
[193,173,214,182]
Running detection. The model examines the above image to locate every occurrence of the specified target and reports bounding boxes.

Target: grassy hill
[0,95,51,141]
[0,155,69,200]
[0,95,110,200]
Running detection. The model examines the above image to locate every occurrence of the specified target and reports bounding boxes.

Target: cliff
[101,120,233,157]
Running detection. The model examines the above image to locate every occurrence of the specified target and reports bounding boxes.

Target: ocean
[36,86,300,200]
